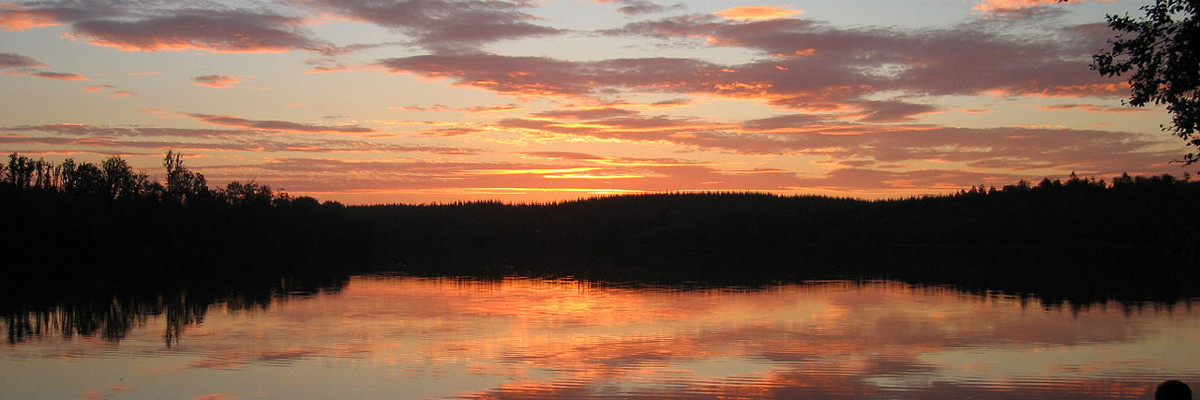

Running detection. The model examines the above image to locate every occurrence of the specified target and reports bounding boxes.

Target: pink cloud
[108,89,136,97]
[32,71,88,80]
[192,75,241,88]
[0,4,77,31]
[380,15,1119,116]
[974,0,1120,12]
[851,100,940,123]
[379,53,728,99]
[307,0,562,52]
[2,3,333,53]
[185,113,376,134]
[592,0,681,15]
[70,10,320,53]
[600,13,1122,104]
[4,123,477,155]
[0,52,45,68]
[488,105,1177,175]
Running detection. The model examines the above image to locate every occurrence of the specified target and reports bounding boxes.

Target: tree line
[354,172,1200,303]
[2,152,1198,305]
[0,152,371,297]
[2,151,277,206]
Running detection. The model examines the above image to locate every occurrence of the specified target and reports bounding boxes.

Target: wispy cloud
[0,52,44,68]
[185,113,376,134]
[31,71,88,80]
[192,75,241,88]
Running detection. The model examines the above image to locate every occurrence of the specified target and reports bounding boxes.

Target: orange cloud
[0,4,63,31]
[192,394,238,400]
[84,84,116,93]
[974,0,1119,12]
[715,5,804,21]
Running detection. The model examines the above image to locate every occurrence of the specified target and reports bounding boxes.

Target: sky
[0,0,1193,204]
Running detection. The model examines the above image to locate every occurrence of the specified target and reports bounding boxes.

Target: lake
[2,276,1197,400]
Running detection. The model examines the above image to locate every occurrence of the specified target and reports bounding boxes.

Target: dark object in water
[1156,380,1192,400]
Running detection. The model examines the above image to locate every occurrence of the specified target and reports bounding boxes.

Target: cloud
[973,0,1120,12]
[0,52,84,80]
[379,53,724,98]
[533,108,641,120]
[31,71,88,80]
[2,3,326,53]
[592,0,682,15]
[192,395,238,400]
[108,90,136,97]
[84,84,116,93]
[0,52,45,68]
[1040,103,1151,113]
[193,75,241,88]
[715,6,804,21]
[602,13,1122,104]
[185,113,376,134]
[377,14,1119,119]
[247,156,805,194]
[3,123,477,155]
[486,103,1176,178]
[0,3,90,31]
[852,100,941,123]
[70,10,321,53]
[463,104,523,113]
[305,0,562,53]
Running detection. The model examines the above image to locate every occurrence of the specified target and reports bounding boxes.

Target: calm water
[2,276,1198,400]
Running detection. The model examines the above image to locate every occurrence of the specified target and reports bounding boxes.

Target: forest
[4,151,1200,342]
[2,152,1199,304]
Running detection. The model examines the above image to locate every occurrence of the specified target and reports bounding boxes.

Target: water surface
[2,277,1197,399]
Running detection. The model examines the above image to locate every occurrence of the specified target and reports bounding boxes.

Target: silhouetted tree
[163,151,209,205]
[6,153,35,189]
[101,156,153,200]
[68,162,105,198]
[1087,0,1200,162]
[224,181,273,208]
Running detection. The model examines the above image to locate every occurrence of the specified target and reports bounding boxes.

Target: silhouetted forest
[2,151,1199,334]
[356,172,1200,302]
[0,152,370,290]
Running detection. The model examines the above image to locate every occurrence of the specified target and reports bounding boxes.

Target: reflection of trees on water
[2,273,349,345]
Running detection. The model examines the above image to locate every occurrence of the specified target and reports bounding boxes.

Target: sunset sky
[0,0,1191,204]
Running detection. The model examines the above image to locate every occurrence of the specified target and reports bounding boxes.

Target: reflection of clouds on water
[4,277,1199,400]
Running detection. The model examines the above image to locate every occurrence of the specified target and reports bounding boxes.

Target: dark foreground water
[2,276,1197,400]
